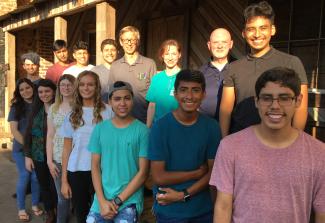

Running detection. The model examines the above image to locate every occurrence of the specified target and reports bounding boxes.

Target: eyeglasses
[121,39,137,44]
[258,95,297,106]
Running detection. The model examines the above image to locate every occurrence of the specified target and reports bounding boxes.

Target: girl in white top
[60,71,113,223]
[46,74,75,223]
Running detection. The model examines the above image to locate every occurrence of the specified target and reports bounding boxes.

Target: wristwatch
[113,196,123,206]
[182,189,191,202]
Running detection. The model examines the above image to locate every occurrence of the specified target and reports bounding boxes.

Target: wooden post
[4,32,15,133]
[54,16,67,63]
[54,16,67,41]
[96,2,116,65]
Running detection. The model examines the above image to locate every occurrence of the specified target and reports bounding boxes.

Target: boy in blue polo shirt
[148,69,221,222]
[86,81,149,223]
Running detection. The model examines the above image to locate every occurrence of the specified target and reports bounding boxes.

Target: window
[268,0,325,89]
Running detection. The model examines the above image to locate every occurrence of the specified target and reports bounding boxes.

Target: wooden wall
[115,0,248,69]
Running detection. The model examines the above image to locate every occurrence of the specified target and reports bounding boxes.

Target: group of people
[8,1,325,223]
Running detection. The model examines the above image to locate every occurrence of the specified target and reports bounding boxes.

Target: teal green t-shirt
[87,119,149,215]
[146,70,178,121]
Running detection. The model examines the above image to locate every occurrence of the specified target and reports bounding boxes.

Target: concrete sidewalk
[0,148,44,223]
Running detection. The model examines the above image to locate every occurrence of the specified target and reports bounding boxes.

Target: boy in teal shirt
[87,81,149,223]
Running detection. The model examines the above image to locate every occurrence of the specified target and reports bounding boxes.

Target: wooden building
[0,0,324,145]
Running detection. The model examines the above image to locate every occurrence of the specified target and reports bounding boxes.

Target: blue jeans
[53,162,70,223]
[12,151,40,210]
[86,204,138,223]
[155,210,213,223]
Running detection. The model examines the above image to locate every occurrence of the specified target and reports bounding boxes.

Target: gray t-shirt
[91,64,110,102]
[109,54,157,123]
[224,47,308,105]
[8,102,32,152]
[223,48,308,133]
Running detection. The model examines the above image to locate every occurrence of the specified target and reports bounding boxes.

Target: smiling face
[78,74,96,100]
[162,45,181,69]
[208,28,233,61]
[23,59,39,76]
[19,82,34,102]
[255,82,302,131]
[242,16,276,57]
[120,31,139,55]
[102,44,117,64]
[109,89,133,119]
[174,81,205,114]
[59,79,74,98]
[73,49,89,66]
[38,86,55,104]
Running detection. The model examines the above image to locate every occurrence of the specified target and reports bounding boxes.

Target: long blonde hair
[69,71,105,130]
[52,74,76,113]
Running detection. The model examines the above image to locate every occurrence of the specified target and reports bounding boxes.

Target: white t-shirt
[62,64,94,77]
[60,105,113,171]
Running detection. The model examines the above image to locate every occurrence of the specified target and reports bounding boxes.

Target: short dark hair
[72,41,88,53]
[53,39,67,51]
[101,39,117,51]
[255,67,301,97]
[244,1,275,24]
[174,69,206,92]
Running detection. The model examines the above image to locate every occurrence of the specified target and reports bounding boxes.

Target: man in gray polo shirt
[219,1,308,136]
[109,26,157,123]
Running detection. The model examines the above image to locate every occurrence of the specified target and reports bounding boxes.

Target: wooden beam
[2,0,107,32]
[96,2,116,65]
[54,16,67,41]
[4,32,15,133]
[54,16,67,63]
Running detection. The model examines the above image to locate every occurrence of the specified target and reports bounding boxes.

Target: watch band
[182,189,190,202]
[113,196,123,206]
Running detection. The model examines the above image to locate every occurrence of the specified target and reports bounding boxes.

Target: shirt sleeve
[139,125,149,158]
[313,146,325,213]
[148,122,166,161]
[209,140,235,195]
[222,64,235,87]
[207,120,222,159]
[45,67,52,80]
[59,113,73,138]
[149,59,157,78]
[145,75,157,102]
[87,124,101,154]
[290,56,308,85]
[8,106,16,122]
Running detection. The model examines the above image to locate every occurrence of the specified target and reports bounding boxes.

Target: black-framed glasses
[257,95,297,106]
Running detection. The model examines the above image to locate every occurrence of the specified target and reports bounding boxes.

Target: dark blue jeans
[155,210,213,223]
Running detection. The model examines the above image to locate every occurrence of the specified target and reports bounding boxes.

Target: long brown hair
[69,71,105,130]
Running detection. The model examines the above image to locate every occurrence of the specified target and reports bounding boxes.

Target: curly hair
[52,74,76,114]
[70,70,105,130]
[10,78,35,120]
